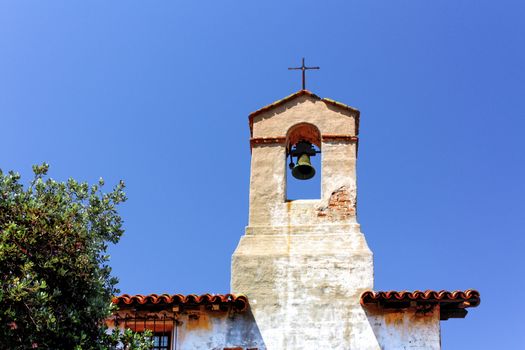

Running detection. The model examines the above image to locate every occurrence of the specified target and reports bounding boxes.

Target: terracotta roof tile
[112,293,248,312]
[360,290,480,320]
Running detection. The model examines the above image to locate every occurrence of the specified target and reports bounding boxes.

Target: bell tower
[232,90,375,349]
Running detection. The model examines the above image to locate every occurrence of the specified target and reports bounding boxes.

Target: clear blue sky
[1,1,524,348]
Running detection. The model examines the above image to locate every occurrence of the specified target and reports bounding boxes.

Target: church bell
[288,141,319,180]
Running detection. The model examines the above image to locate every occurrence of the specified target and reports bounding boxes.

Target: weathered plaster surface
[247,141,358,228]
[111,307,266,350]
[175,308,265,350]
[251,95,357,138]
[111,305,440,350]
[233,96,380,349]
[232,236,376,349]
[248,99,358,228]
[366,306,441,350]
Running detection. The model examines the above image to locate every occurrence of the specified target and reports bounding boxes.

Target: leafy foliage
[0,164,151,349]
[103,329,153,350]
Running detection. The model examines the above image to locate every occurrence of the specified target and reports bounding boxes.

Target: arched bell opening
[285,123,322,200]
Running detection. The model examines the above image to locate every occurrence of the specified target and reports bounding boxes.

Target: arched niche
[286,122,321,151]
[285,122,322,200]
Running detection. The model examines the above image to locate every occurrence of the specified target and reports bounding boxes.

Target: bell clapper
[288,154,295,170]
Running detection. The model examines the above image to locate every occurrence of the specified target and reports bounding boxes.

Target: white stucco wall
[174,308,265,350]
[110,307,265,350]
[111,305,440,350]
[366,306,441,350]
[233,95,378,349]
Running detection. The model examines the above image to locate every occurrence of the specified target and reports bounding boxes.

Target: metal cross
[288,57,320,90]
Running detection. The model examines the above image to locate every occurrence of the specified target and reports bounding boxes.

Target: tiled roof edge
[360,289,480,320]
[360,289,480,305]
[112,293,248,312]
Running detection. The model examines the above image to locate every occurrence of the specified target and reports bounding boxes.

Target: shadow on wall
[224,306,267,350]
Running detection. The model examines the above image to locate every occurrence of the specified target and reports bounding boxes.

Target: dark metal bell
[292,153,316,180]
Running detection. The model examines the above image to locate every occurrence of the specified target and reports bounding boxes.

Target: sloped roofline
[248,89,360,136]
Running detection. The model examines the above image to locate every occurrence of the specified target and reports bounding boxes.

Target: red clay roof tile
[112,293,248,312]
[360,289,480,320]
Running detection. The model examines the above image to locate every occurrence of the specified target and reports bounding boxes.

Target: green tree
[0,164,152,349]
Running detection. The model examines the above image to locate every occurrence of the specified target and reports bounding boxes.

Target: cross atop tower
[288,57,320,90]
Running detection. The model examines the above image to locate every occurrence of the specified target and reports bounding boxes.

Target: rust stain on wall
[383,312,405,327]
[185,312,212,331]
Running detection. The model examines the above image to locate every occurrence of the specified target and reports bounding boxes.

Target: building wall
[233,95,379,349]
[366,306,442,350]
[248,96,359,228]
[177,307,441,350]
[111,305,441,350]
[110,307,266,350]
[251,95,357,139]
[232,235,375,349]
[174,308,265,350]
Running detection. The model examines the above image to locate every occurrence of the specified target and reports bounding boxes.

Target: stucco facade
[232,91,377,349]
[110,302,265,350]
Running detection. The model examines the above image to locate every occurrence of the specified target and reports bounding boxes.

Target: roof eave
[360,289,480,321]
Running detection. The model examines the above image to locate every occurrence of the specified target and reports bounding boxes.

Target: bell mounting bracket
[288,140,320,169]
